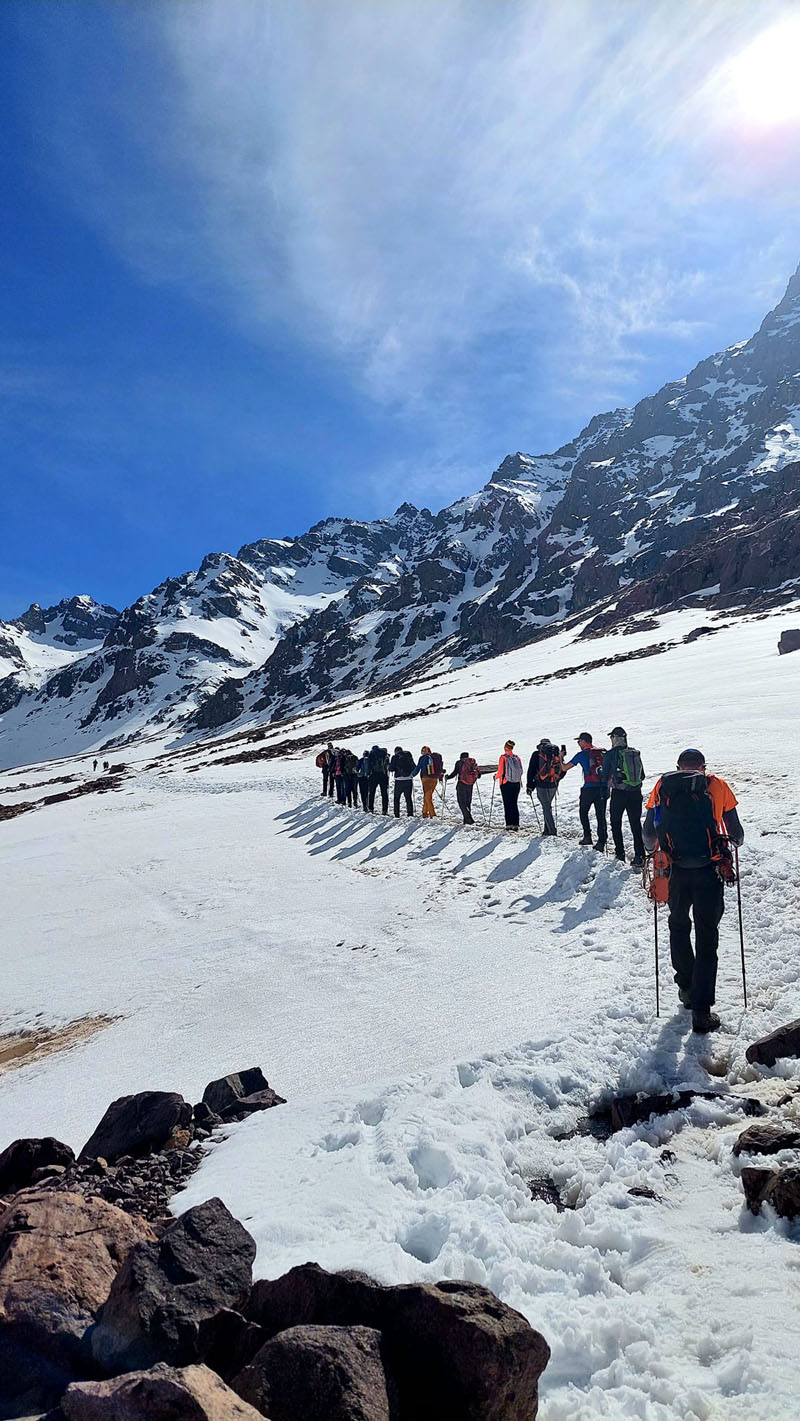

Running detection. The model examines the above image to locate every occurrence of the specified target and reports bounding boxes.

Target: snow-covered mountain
[2,263,800,768]
[0,596,119,715]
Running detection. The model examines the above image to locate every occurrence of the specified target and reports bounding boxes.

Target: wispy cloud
[29,0,800,443]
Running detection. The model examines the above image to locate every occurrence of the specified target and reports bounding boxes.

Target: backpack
[612,746,644,790]
[503,753,523,784]
[395,750,415,777]
[459,756,479,786]
[536,746,562,785]
[431,752,444,778]
[369,748,389,776]
[340,750,358,775]
[315,752,326,768]
[585,747,605,784]
[655,772,717,863]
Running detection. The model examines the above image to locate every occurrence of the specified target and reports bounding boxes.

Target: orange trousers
[421,776,438,818]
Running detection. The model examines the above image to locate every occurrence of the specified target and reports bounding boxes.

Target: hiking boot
[631,855,644,869]
[615,851,626,862]
[678,986,692,1009]
[594,838,607,851]
[692,1009,721,1034]
[579,836,593,846]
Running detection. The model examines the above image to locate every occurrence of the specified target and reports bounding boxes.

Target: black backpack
[655,772,717,862]
[395,750,415,776]
[369,748,389,775]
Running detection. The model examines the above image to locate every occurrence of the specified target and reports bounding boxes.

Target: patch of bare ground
[0,1014,120,1074]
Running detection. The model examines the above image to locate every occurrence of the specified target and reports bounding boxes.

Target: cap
[678,747,706,768]
[576,732,592,743]
[609,725,627,737]
[505,739,515,747]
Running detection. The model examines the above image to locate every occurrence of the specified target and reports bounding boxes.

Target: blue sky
[2,0,800,618]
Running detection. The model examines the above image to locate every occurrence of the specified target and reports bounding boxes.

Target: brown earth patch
[0,1014,121,1074]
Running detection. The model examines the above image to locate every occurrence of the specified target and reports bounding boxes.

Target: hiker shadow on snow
[511,852,594,913]
[449,835,505,876]
[407,827,461,860]
[363,824,419,861]
[558,867,628,931]
[485,838,541,884]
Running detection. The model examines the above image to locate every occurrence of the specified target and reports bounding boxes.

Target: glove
[526,788,533,798]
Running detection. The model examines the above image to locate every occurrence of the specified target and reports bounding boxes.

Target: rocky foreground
[3,1018,800,1420]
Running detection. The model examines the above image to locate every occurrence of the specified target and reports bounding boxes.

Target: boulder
[0,1136,75,1194]
[246,1263,550,1420]
[61,1363,265,1420]
[79,1093,193,1164]
[201,1070,285,1123]
[770,1166,800,1220]
[778,629,800,655]
[91,1198,256,1374]
[0,1190,155,1413]
[745,1019,800,1068]
[740,1166,777,1213]
[233,1324,391,1420]
[732,1121,800,1157]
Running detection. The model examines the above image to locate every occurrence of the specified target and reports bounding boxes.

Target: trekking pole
[528,790,542,831]
[734,845,747,1009]
[475,781,486,825]
[653,902,660,1017]
[488,781,496,828]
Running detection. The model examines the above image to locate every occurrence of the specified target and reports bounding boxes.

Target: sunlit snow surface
[2,605,800,1417]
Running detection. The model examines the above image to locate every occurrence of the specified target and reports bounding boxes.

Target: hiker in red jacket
[495,740,523,830]
[447,752,481,824]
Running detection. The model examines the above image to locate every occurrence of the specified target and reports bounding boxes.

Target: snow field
[2,607,800,1415]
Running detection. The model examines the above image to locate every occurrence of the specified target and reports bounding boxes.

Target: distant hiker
[367,745,390,814]
[415,745,443,819]
[563,732,607,849]
[357,750,371,810]
[496,740,523,830]
[389,746,416,817]
[447,752,481,825]
[92,759,98,773]
[643,748,744,1034]
[602,727,645,866]
[526,739,563,836]
[102,760,109,771]
[340,748,359,808]
[316,742,335,797]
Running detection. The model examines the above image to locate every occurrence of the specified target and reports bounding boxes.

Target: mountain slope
[2,263,800,769]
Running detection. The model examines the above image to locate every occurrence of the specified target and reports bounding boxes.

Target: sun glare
[722,16,800,126]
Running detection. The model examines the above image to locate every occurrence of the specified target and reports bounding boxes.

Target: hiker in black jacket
[446,752,481,824]
[356,750,371,811]
[526,739,563,836]
[389,747,416,817]
[602,727,645,865]
[367,746,390,814]
[317,742,335,797]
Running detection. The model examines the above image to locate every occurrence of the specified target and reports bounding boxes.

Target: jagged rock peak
[12,595,119,642]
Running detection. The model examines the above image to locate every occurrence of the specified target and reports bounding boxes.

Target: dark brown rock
[201,1070,285,1123]
[234,1324,391,1420]
[245,1263,550,1419]
[741,1167,777,1213]
[745,1019,800,1068]
[778,629,800,655]
[61,1362,264,1419]
[732,1121,800,1157]
[91,1198,256,1374]
[79,1093,193,1164]
[0,1136,75,1194]
[0,1190,155,1413]
[770,1166,800,1220]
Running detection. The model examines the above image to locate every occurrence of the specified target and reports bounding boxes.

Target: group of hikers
[315,733,744,1037]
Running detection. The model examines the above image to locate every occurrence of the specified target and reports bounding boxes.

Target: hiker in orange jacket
[643,748,743,1034]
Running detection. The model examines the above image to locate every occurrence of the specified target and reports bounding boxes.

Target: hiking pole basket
[735,844,747,1009]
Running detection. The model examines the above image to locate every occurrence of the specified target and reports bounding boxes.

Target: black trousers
[322,766,334,796]
[668,865,724,1010]
[358,778,370,810]
[335,775,347,804]
[500,781,520,827]
[580,785,607,842]
[456,782,474,824]
[610,788,644,859]
[345,775,358,808]
[535,784,558,834]
[368,772,389,813]
[394,779,414,817]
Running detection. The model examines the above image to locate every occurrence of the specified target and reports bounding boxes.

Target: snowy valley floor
[3,606,800,1417]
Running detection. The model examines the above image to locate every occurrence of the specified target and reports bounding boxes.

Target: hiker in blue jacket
[563,732,607,849]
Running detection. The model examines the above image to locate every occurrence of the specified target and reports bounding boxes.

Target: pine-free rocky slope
[2,263,800,770]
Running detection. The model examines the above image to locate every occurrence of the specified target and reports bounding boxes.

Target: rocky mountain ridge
[2,263,800,767]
